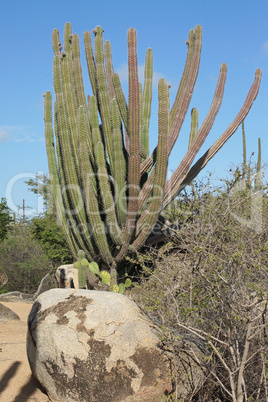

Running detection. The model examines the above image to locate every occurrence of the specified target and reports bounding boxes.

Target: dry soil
[0,302,49,401]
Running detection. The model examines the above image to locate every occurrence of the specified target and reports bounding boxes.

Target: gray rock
[55,264,77,288]
[0,302,20,321]
[27,288,172,402]
[0,291,34,303]
[33,270,58,300]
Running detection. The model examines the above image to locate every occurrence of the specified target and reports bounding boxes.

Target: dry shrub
[130,174,268,401]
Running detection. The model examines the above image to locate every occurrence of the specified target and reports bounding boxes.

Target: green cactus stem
[254,137,262,192]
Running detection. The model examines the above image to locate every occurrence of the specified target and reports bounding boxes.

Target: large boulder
[27,289,172,402]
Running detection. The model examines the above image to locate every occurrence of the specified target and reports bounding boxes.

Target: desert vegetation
[130,165,268,401]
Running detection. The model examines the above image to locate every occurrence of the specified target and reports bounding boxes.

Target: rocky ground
[0,301,49,401]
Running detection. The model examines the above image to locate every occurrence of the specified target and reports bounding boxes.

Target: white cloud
[261,41,268,54]
[0,127,11,142]
[0,125,43,143]
[116,63,168,88]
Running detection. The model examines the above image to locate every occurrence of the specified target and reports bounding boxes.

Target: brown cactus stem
[115,28,140,263]
[164,68,262,208]
[167,25,202,156]
[140,156,154,176]
[142,48,153,157]
[170,29,195,126]
[163,62,227,207]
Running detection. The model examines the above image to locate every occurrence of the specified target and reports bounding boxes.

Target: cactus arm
[115,28,141,263]
[140,156,154,176]
[72,34,88,109]
[170,29,195,126]
[112,72,129,153]
[142,48,153,157]
[163,62,227,207]
[111,99,127,227]
[90,96,122,246]
[127,27,141,204]
[84,31,98,98]
[52,28,61,56]
[105,40,115,101]
[132,78,169,249]
[254,137,262,191]
[164,68,262,208]
[168,25,202,156]
[139,82,143,156]
[61,42,81,169]
[63,22,72,53]
[188,108,199,149]
[44,91,78,258]
[94,26,114,176]
[53,54,96,260]
[72,31,95,168]
[257,137,261,176]
[77,105,114,265]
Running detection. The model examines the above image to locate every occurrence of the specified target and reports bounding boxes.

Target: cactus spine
[44,23,261,277]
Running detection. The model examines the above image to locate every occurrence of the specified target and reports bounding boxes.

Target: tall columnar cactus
[44,23,261,275]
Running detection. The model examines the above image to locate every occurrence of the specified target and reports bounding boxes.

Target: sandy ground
[0,302,49,401]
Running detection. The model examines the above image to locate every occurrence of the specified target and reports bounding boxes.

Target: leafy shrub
[30,212,73,266]
[0,222,53,293]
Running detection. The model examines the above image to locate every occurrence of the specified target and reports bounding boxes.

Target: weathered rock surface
[27,288,172,401]
[0,302,20,321]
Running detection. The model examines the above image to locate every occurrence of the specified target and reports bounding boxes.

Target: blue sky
[0,0,267,217]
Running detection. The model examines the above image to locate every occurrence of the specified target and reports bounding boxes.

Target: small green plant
[73,250,132,293]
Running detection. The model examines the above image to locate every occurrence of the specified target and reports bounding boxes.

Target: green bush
[0,222,53,294]
[30,212,73,266]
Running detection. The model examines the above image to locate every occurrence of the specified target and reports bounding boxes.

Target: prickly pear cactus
[73,250,131,293]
